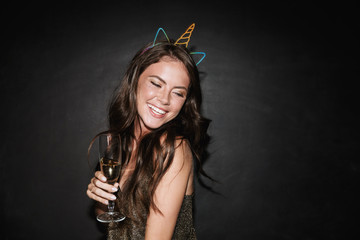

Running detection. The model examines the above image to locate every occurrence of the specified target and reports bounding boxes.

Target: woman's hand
[86,171,119,205]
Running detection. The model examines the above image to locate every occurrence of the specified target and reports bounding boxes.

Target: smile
[147,104,167,116]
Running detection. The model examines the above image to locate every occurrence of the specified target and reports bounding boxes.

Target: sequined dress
[107,194,196,240]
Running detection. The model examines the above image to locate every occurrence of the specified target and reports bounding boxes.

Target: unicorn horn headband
[142,23,206,66]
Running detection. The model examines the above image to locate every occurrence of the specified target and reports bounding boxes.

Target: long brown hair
[105,40,211,224]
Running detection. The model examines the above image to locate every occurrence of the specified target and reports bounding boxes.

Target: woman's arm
[145,139,193,240]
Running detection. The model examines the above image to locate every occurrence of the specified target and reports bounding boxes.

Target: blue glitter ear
[190,52,206,66]
[153,28,170,46]
[141,28,170,55]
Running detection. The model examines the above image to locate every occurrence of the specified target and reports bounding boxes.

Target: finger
[86,189,109,205]
[92,177,118,193]
[94,171,107,182]
[89,179,118,200]
[90,185,117,201]
[87,182,117,202]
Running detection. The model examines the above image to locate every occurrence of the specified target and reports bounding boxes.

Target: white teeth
[148,104,166,115]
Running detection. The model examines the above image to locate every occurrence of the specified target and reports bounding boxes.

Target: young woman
[86,26,210,239]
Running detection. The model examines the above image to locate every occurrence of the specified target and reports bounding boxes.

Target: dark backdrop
[1,1,359,240]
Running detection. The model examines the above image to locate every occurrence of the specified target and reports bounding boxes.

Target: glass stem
[108,200,115,212]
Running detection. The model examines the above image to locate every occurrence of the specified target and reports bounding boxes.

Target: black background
[1,1,359,239]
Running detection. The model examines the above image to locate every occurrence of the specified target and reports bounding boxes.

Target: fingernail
[110,195,116,200]
[104,200,109,205]
[101,177,107,181]
[112,187,118,192]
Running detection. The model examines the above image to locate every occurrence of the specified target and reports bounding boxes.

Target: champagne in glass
[100,157,121,184]
[96,134,126,223]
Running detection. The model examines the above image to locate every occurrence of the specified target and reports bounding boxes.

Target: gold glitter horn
[174,23,195,48]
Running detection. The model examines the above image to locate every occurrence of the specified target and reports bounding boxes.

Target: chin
[140,119,165,132]
[140,117,175,132]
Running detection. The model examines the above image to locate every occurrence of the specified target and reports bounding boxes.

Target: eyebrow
[149,75,188,91]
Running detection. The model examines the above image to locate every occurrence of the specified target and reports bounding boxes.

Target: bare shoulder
[175,138,191,152]
[170,138,193,172]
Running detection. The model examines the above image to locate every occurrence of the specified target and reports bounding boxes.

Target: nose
[158,89,170,105]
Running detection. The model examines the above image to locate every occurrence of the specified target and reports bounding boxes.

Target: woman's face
[136,57,190,133]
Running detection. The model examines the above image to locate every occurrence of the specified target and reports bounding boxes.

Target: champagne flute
[96,133,126,223]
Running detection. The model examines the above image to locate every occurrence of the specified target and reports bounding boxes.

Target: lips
[147,103,167,117]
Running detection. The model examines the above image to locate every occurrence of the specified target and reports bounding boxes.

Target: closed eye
[151,81,161,88]
[173,92,185,98]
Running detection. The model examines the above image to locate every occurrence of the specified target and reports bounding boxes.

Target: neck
[134,117,150,140]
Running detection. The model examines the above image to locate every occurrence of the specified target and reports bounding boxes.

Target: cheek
[173,99,186,113]
[137,85,155,101]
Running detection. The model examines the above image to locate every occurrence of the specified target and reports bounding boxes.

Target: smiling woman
[86,25,211,240]
[136,58,190,132]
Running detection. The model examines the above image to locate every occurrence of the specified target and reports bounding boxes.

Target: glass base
[97,211,126,223]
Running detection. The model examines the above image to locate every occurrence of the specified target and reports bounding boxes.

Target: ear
[152,28,170,46]
[190,52,206,66]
